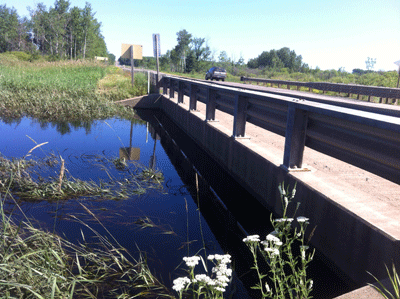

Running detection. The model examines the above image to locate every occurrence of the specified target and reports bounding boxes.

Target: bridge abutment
[158,93,400,289]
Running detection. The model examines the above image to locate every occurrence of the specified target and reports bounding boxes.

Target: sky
[6,0,400,72]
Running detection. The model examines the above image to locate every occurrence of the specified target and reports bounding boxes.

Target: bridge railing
[159,75,400,185]
[240,76,400,105]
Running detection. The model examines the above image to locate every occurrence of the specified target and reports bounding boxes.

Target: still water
[0,111,354,298]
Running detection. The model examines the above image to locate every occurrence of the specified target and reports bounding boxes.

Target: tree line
[0,0,108,60]
[121,29,308,76]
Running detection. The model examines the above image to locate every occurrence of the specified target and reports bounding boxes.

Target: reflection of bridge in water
[119,73,400,298]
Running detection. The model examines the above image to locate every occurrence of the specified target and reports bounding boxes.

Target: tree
[218,51,229,63]
[24,1,108,59]
[0,5,21,52]
[173,29,192,72]
[247,47,306,72]
[185,37,211,72]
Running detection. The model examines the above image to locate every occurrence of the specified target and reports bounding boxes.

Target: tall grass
[0,144,173,298]
[0,54,147,122]
[0,198,174,298]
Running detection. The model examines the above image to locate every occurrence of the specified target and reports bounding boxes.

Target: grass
[0,197,174,298]
[0,54,148,123]
[369,264,400,299]
[0,147,164,203]
[0,138,173,298]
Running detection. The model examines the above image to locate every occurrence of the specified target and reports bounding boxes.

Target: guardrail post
[206,88,217,121]
[178,81,184,104]
[169,79,175,99]
[162,77,167,95]
[232,94,248,138]
[189,84,197,111]
[283,103,309,170]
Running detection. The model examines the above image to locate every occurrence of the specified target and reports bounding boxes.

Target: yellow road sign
[121,44,143,59]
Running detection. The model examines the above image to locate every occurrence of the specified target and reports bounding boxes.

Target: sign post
[130,46,134,86]
[121,44,143,87]
[153,34,161,88]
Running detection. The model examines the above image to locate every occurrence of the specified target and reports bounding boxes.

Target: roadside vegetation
[0,52,146,123]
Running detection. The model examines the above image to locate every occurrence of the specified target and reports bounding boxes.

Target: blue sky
[6,0,400,71]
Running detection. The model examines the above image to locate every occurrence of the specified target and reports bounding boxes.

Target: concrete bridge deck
[119,88,400,298]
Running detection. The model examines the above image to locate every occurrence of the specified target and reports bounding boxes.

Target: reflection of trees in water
[0,114,147,135]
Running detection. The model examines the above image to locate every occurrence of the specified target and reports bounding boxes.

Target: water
[0,112,355,298]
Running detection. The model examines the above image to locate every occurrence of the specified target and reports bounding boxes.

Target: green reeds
[0,145,164,203]
[0,55,147,123]
[369,264,400,299]
[0,198,174,298]
[0,151,173,299]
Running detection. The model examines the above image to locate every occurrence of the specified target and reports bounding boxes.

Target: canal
[0,110,356,298]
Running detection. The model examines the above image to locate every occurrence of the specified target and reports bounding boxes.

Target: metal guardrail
[158,75,400,185]
[240,77,400,104]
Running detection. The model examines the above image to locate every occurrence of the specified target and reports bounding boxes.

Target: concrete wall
[157,95,400,287]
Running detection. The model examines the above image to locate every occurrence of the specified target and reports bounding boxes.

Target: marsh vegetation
[0,53,146,123]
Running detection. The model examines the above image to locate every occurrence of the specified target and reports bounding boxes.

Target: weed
[243,183,314,299]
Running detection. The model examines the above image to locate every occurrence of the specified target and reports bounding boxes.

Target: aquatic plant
[243,183,315,299]
[0,142,164,203]
[0,196,174,298]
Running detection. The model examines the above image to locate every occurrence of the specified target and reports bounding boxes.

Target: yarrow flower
[183,256,201,267]
[264,247,279,256]
[172,276,190,292]
[266,234,282,244]
[213,254,231,264]
[242,235,260,243]
[297,216,309,223]
[274,218,294,223]
[193,274,213,284]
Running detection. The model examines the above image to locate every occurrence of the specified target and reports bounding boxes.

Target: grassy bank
[0,196,174,298]
[0,53,146,122]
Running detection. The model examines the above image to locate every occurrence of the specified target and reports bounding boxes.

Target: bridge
[119,71,400,298]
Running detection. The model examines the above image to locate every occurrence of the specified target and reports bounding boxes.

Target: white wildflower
[266,234,282,246]
[265,282,271,292]
[275,218,294,223]
[309,280,314,290]
[297,216,309,223]
[243,234,260,243]
[193,274,213,284]
[264,247,279,256]
[183,256,201,268]
[172,277,190,292]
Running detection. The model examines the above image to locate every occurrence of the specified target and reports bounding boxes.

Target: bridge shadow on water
[136,109,358,299]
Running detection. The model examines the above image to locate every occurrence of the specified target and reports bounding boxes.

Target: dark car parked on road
[205,67,227,81]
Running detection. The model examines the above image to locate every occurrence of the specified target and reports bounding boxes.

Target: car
[205,67,227,81]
